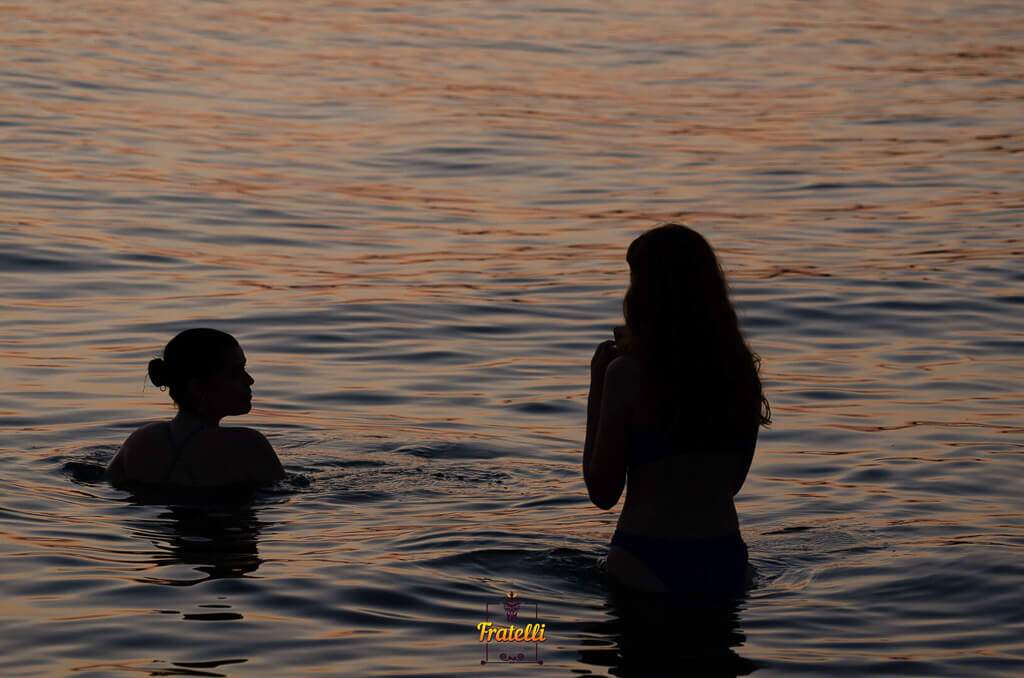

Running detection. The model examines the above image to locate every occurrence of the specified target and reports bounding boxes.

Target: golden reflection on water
[1,0,1023,675]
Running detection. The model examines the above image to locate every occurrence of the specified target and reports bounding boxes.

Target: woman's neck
[172,409,221,429]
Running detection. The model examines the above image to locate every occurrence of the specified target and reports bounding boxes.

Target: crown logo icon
[503,591,521,622]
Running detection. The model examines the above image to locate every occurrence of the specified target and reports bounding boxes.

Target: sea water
[1,0,1022,675]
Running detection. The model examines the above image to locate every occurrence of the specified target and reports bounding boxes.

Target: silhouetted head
[621,224,770,432]
[148,329,253,420]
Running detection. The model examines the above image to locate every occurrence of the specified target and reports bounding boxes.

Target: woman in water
[584,224,770,597]
[106,328,284,489]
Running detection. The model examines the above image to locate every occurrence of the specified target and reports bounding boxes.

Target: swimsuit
[162,424,204,485]
[628,425,757,467]
[610,423,756,597]
[610,530,748,598]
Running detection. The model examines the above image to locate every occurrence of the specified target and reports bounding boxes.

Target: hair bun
[148,358,170,387]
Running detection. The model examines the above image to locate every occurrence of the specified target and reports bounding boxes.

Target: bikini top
[162,424,205,484]
[628,423,758,468]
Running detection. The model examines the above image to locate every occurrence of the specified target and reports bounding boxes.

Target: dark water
[1,0,1023,675]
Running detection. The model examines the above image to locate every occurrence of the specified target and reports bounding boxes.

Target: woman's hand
[590,339,621,382]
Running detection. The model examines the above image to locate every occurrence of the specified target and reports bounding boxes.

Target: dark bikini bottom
[610,530,748,598]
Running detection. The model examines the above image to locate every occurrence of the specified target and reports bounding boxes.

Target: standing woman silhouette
[584,224,770,597]
[106,328,284,489]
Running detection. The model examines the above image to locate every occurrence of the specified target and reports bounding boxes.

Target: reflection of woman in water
[106,328,284,489]
[584,224,770,597]
[141,503,265,586]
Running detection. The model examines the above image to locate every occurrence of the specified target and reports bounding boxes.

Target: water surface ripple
[1,0,1023,675]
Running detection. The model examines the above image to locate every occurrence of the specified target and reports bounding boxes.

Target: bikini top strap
[163,424,205,484]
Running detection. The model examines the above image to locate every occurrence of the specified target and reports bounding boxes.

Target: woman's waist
[609,527,748,569]
[617,498,739,539]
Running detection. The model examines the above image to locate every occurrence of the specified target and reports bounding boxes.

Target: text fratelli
[476,622,546,643]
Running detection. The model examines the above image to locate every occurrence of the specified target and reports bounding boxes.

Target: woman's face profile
[194,346,254,418]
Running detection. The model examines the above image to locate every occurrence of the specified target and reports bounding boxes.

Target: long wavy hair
[620,224,770,439]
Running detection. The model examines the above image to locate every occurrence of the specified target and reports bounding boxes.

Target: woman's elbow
[584,456,625,509]
[588,486,621,511]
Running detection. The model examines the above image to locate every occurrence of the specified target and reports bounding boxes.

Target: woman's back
[609,353,756,538]
[109,421,281,489]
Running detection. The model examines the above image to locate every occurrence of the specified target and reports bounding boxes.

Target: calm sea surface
[1,0,1022,675]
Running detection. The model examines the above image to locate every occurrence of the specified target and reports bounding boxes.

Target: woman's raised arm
[584,348,629,510]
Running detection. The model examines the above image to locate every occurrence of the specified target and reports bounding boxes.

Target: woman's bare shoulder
[605,353,645,394]
[107,422,171,486]
[207,426,283,483]
[116,422,175,460]
[123,421,170,444]
[208,426,271,448]
[207,426,279,462]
